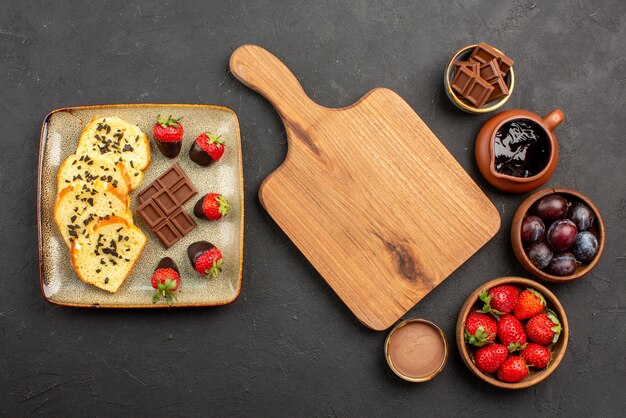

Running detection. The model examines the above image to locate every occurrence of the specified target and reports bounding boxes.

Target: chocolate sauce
[187,241,215,266]
[387,321,446,380]
[193,195,205,219]
[155,140,182,158]
[156,257,179,273]
[189,142,214,166]
[494,119,550,178]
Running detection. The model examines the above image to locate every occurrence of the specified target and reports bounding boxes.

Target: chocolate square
[480,59,500,82]
[157,164,185,188]
[137,200,166,229]
[138,183,162,204]
[470,42,500,64]
[454,60,480,75]
[171,180,197,204]
[135,164,199,248]
[153,189,179,216]
[464,78,494,107]
[487,74,509,102]
[154,220,182,248]
[170,208,196,236]
[498,55,514,75]
[451,66,476,96]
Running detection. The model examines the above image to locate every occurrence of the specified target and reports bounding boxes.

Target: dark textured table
[2,1,625,416]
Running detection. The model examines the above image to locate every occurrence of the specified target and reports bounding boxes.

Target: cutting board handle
[230,45,321,124]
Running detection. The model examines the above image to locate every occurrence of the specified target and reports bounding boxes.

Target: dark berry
[526,242,553,270]
[534,194,569,222]
[547,219,578,251]
[547,252,577,276]
[571,231,599,263]
[520,215,545,243]
[567,201,595,231]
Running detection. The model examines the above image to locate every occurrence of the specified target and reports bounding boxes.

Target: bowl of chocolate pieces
[444,42,515,114]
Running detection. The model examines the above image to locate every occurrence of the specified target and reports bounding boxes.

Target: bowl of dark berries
[511,187,605,282]
[456,277,568,389]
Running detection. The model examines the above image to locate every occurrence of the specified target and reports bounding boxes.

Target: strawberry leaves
[157,114,183,128]
[479,289,504,319]
[204,132,224,147]
[216,195,230,217]
[464,326,496,347]
[205,258,223,279]
[546,309,562,343]
[152,278,178,305]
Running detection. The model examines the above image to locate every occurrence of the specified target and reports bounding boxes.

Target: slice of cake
[75,117,151,190]
[57,153,131,196]
[71,216,146,293]
[54,182,132,246]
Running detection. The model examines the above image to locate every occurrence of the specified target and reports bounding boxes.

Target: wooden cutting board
[230,45,501,330]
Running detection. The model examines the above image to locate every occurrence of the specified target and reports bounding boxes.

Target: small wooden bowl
[443,44,515,114]
[511,187,605,282]
[456,277,569,389]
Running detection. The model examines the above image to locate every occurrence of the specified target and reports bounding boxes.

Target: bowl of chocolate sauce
[475,109,565,193]
[384,318,448,382]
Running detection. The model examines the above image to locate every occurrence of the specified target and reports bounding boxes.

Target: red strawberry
[151,257,181,305]
[153,115,184,142]
[153,115,184,158]
[526,310,562,345]
[194,193,230,221]
[513,288,546,320]
[520,343,552,369]
[497,313,527,351]
[188,241,223,278]
[497,356,528,383]
[189,132,225,166]
[474,344,508,374]
[479,285,520,316]
[464,312,497,347]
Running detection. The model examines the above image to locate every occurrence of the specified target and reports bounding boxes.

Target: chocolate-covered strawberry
[151,257,181,305]
[189,132,224,166]
[153,114,184,158]
[194,193,230,221]
[188,241,223,278]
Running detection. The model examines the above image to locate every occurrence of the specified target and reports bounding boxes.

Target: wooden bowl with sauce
[475,109,564,193]
[456,277,568,389]
[511,187,605,282]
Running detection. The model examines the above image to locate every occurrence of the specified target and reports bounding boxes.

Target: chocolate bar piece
[136,163,198,248]
[454,60,480,75]
[470,42,514,75]
[497,55,514,75]
[479,59,500,82]
[451,66,477,97]
[451,64,495,108]
[487,73,509,103]
[463,77,494,108]
[470,42,500,65]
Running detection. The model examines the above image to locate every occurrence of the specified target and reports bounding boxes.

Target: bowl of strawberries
[456,277,568,389]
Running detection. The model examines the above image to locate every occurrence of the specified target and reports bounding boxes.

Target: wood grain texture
[230,45,501,330]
